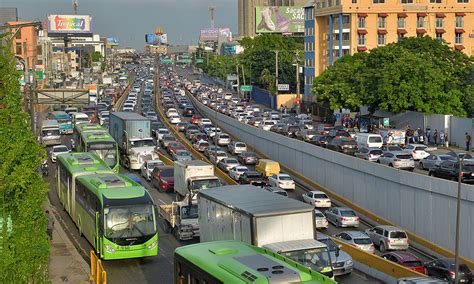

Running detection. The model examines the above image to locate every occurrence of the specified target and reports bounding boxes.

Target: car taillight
[449,271,456,277]
[386,239,391,244]
[341,217,348,221]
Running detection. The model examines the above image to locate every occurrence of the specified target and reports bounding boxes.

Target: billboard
[107,37,119,46]
[145,33,167,45]
[200,28,232,42]
[47,15,92,36]
[255,6,304,34]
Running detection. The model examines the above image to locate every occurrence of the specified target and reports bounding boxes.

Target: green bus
[73,123,120,173]
[56,153,158,260]
[174,240,337,284]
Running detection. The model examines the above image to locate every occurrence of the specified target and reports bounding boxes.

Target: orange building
[7,21,38,70]
[312,0,474,76]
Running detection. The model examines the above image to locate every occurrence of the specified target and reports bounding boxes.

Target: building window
[401,0,413,3]
[378,34,386,45]
[455,16,463,28]
[352,0,357,3]
[397,17,406,28]
[15,43,22,55]
[321,0,326,8]
[457,0,469,3]
[436,33,443,41]
[455,33,463,44]
[397,33,405,42]
[358,34,366,45]
[358,17,366,28]
[342,15,350,24]
[436,17,444,28]
[378,17,387,29]
[417,16,425,28]
[373,0,385,3]
[328,0,333,6]
[15,29,21,39]
[37,45,43,56]
[336,0,340,5]
[430,0,442,3]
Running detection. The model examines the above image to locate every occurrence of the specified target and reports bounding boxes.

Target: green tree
[91,51,103,62]
[0,34,49,282]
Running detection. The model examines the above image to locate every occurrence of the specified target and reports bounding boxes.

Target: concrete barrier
[189,93,474,264]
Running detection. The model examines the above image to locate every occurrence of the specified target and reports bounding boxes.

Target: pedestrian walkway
[48,206,90,284]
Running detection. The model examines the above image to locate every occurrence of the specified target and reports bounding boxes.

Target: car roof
[388,251,420,262]
[343,231,369,238]
[375,225,404,231]
[309,190,326,194]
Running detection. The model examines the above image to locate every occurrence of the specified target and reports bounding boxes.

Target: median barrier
[90,250,107,284]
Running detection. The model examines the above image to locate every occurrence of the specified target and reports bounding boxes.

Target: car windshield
[104,205,156,239]
[236,143,246,147]
[247,173,262,178]
[130,139,154,147]
[415,146,427,151]
[148,162,162,169]
[440,156,453,161]
[318,238,339,252]
[370,150,383,155]
[176,151,190,156]
[279,175,292,181]
[244,152,257,157]
[43,129,60,136]
[369,136,382,142]
[389,231,407,238]
[280,248,331,273]
[180,205,198,219]
[89,142,117,167]
[340,210,356,217]
[315,212,325,218]
[354,238,372,245]
[388,146,402,151]
[226,159,238,164]
[54,146,68,152]
[160,168,174,177]
[190,179,222,190]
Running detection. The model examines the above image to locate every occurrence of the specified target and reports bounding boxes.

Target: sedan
[193,140,210,152]
[238,171,267,187]
[140,159,165,181]
[424,258,473,283]
[228,141,247,155]
[238,151,258,165]
[325,207,359,228]
[333,231,375,254]
[429,160,474,183]
[355,147,384,162]
[228,165,249,181]
[326,137,358,156]
[216,133,231,146]
[167,142,185,156]
[156,128,170,140]
[314,209,329,230]
[50,145,70,162]
[404,144,431,160]
[160,134,177,148]
[209,150,228,164]
[169,114,181,124]
[419,154,455,170]
[217,158,240,172]
[302,191,331,208]
[377,151,415,171]
[268,174,295,190]
[381,252,425,274]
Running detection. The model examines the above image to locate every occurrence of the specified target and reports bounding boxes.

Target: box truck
[174,160,221,199]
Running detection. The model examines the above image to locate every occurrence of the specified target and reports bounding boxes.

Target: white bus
[40,120,61,146]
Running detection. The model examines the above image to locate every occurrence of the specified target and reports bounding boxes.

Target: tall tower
[73,0,79,15]
[209,6,215,29]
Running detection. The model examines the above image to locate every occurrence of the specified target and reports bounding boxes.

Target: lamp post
[454,152,464,284]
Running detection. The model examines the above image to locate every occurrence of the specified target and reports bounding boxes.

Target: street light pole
[454,155,464,284]
[275,50,279,96]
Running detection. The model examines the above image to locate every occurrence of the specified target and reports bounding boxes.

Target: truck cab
[159,200,199,240]
[127,137,158,170]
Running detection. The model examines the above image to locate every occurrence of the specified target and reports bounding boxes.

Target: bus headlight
[147,241,158,250]
[105,245,116,253]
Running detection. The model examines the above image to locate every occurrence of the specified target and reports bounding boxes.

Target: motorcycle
[41,161,49,177]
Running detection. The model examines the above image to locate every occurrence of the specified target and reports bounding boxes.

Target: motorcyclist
[41,160,49,176]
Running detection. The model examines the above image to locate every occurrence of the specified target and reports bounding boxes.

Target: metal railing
[89,250,107,284]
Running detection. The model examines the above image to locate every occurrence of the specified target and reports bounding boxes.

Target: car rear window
[236,143,246,147]
[404,261,423,267]
[315,212,325,218]
[340,210,357,217]
[369,136,382,143]
[342,140,357,146]
[354,238,372,245]
[279,176,292,181]
[314,194,328,199]
[337,131,351,137]
[396,154,412,160]
[369,150,383,155]
[389,231,407,238]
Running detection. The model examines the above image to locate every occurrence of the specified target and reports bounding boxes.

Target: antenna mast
[209,6,215,29]
[73,0,79,15]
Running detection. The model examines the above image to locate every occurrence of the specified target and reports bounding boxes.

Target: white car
[198,118,212,129]
[377,151,415,171]
[209,150,228,164]
[169,114,181,124]
[404,144,431,160]
[228,141,247,155]
[302,190,331,208]
[216,133,231,146]
[166,108,179,118]
[156,128,170,140]
[315,209,329,230]
[50,145,70,163]
[268,173,295,190]
[140,159,165,181]
[259,120,276,131]
[228,165,249,181]
[99,111,109,126]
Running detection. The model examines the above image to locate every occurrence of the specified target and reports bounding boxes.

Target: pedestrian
[445,133,449,148]
[46,210,54,240]
[433,129,438,146]
[426,128,431,144]
[440,130,445,147]
[413,129,419,143]
[387,132,394,145]
[280,104,284,113]
[466,132,471,151]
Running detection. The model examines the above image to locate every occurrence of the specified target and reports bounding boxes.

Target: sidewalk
[48,205,90,284]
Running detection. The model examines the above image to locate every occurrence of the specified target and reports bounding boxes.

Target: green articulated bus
[73,123,120,173]
[174,240,338,284]
[56,152,158,260]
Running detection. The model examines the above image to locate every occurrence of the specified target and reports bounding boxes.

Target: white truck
[174,160,221,200]
[198,185,335,279]
[109,112,159,170]
[158,199,199,240]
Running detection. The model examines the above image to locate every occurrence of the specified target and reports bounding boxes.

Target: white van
[356,133,383,148]
[71,112,90,126]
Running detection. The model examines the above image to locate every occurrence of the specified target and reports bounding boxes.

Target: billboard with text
[255,6,304,34]
[145,33,167,45]
[47,15,92,36]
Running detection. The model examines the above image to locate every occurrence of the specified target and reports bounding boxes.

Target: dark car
[270,123,286,133]
[424,258,472,283]
[328,128,351,139]
[428,160,474,183]
[326,137,358,155]
[176,122,189,132]
[283,125,301,138]
[310,135,331,148]
[183,107,195,117]
[238,151,258,165]
[238,171,267,187]
[151,166,174,192]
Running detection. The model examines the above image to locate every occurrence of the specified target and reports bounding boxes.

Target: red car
[191,115,202,125]
[381,251,425,274]
[167,142,185,155]
[151,166,174,192]
[191,133,208,143]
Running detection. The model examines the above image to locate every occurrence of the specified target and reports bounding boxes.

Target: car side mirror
[335,248,340,258]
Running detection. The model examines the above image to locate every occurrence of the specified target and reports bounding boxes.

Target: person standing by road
[466,132,471,151]
[444,133,449,148]
[440,131,445,147]
[433,129,438,146]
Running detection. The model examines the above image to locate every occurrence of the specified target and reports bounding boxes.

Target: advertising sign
[277,84,290,91]
[47,15,93,37]
[255,6,304,34]
[145,33,167,45]
[107,37,119,46]
[200,28,219,41]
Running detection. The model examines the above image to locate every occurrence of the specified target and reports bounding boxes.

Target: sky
[0,0,237,49]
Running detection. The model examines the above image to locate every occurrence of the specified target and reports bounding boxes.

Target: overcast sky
[0,0,237,49]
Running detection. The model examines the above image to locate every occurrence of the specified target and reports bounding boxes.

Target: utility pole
[236,63,240,98]
[295,50,300,110]
[275,50,279,96]
[209,6,216,29]
[454,155,464,284]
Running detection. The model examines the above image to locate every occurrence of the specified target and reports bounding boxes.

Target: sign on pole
[240,85,253,92]
[383,117,390,127]
[277,84,290,91]
[160,59,173,64]
[196,59,204,64]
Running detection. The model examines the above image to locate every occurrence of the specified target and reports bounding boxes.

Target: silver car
[333,231,375,254]
[228,141,247,155]
[325,207,359,228]
[365,225,409,252]
[209,150,228,164]
[377,151,415,171]
[317,234,354,276]
[172,150,193,162]
[314,209,328,230]
[50,145,70,163]
[216,133,231,146]
[355,147,384,162]
[419,154,455,170]
[217,158,240,172]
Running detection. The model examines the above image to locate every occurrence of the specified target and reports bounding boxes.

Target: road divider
[89,250,107,284]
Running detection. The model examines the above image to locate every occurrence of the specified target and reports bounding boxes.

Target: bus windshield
[280,247,332,274]
[89,142,117,167]
[130,139,154,148]
[180,204,198,219]
[104,204,156,240]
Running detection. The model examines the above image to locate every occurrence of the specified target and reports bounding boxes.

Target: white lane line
[157,198,167,205]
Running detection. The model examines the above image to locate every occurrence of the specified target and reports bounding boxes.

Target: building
[303,1,315,103]
[238,0,308,37]
[145,44,168,54]
[308,0,473,77]
[6,21,38,71]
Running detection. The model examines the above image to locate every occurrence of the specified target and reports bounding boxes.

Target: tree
[0,34,49,282]
[91,51,103,62]
[312,36,473,116]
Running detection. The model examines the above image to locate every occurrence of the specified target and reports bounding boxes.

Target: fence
[90,250,107,284]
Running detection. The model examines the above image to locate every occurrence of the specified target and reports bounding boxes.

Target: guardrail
[89,250,107,284]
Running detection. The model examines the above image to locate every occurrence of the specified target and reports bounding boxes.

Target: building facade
[308,0,473,77]
[304,1,316,102]
[7,21,38,70]
[238,0,309,37]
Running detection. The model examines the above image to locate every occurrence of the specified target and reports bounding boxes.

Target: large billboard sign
[145,33,167,45]
[107,37,119,46]
[200,28,232,42]
[47,15,93,37]
[255,6,304,34]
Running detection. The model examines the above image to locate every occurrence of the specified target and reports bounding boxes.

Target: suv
[326,137,358,156]
[317,234,354,276]
[365,225,409,252]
